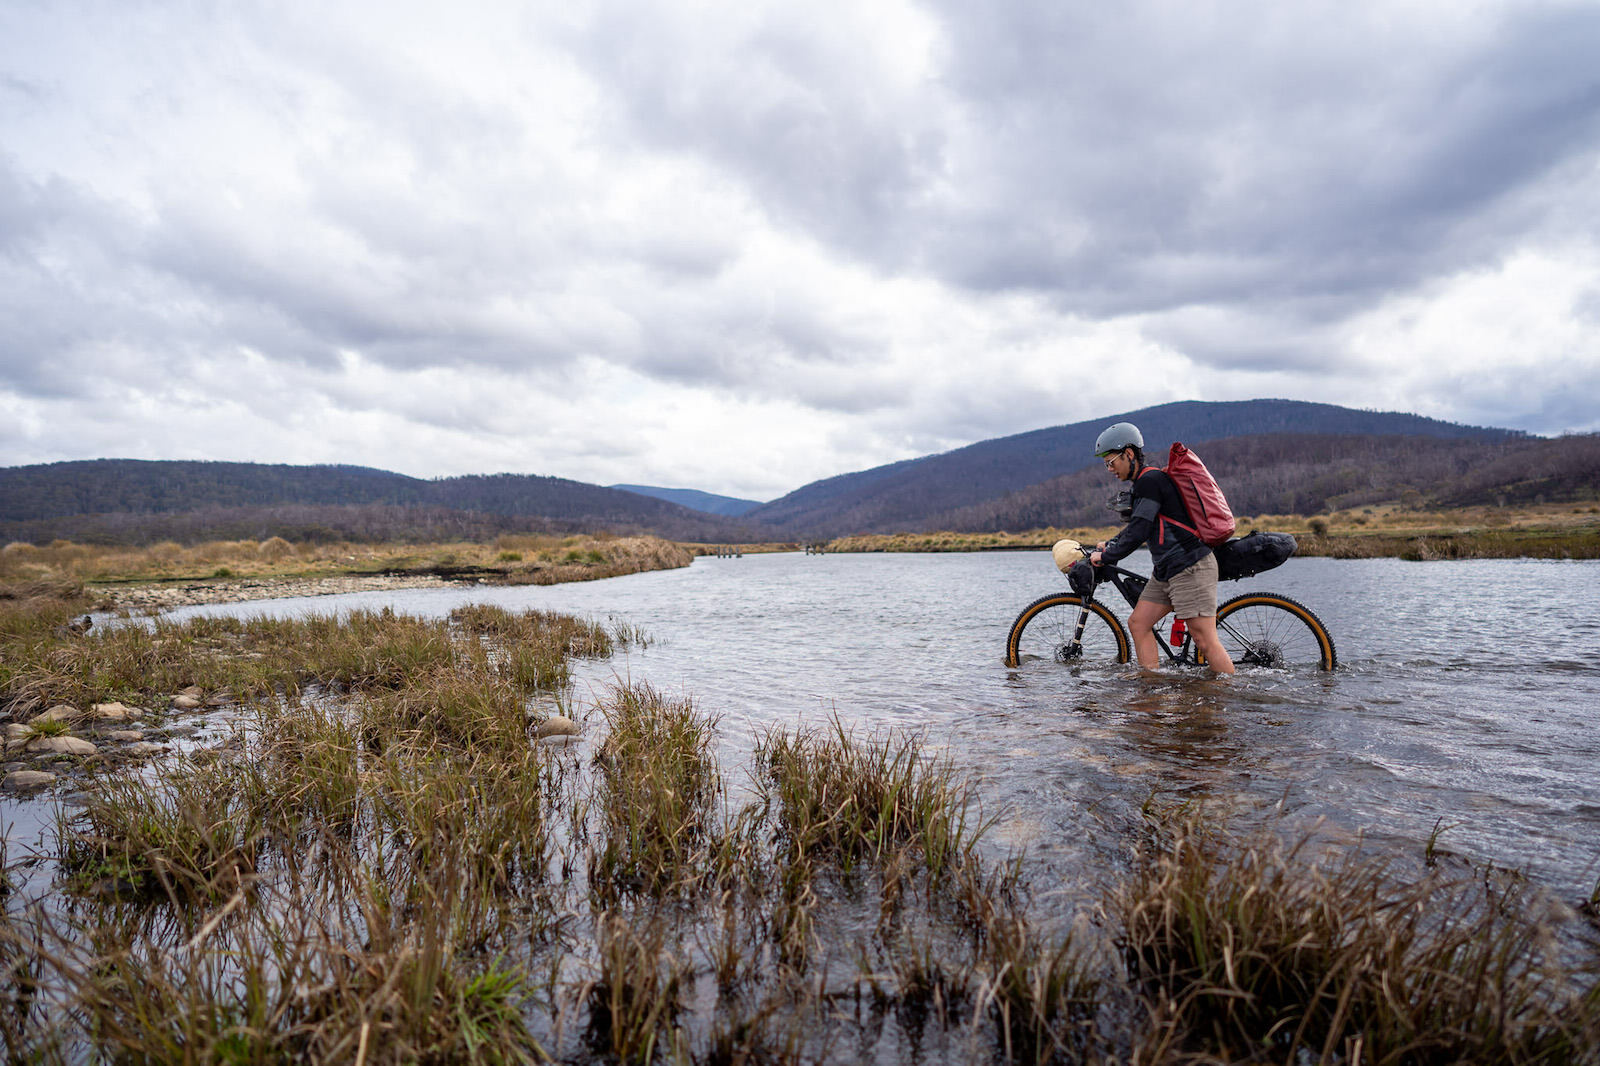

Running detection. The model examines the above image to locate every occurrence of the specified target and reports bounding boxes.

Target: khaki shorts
[1137,553,1219,619]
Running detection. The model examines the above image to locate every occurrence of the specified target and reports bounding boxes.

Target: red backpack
[1160,442,1236,548]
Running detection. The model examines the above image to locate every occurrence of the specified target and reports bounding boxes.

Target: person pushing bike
[1087,422,1235,675]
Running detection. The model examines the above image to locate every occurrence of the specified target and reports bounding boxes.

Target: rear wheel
[1005,594,1130,668]
[1213,593,1336,671]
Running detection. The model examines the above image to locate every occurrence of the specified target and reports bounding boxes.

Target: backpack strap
[1157,513,1203,546]
[1131,466,1198,546]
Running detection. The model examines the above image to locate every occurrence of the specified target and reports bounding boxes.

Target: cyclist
[1087,422,1235,675]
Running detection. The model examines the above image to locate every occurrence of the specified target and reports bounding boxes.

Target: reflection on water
[150,551,1600,901]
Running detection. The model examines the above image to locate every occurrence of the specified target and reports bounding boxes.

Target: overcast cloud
[3,0,1598,500]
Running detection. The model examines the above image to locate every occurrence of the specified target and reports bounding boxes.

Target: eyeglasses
[1101,454,1121,469]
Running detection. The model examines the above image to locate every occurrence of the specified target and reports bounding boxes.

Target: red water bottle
[1169,618,1187,646]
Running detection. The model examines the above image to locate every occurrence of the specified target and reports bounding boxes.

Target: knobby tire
[1005,593,1130,668]
[1213,592,1337,671]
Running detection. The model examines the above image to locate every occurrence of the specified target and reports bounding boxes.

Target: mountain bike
[1004,541,1336,671]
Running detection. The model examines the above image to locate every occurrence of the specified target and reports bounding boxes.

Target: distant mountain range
[738,399,1522,536]
[0,461,751,545]
[3,399,1594,546]
[609,484,762,517]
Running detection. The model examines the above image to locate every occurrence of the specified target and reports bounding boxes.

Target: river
[150,550,1600,904]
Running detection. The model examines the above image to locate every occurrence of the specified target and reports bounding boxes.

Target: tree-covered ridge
[740,398,1519,534]
[927,433,1600,536]
[0,461,752,544]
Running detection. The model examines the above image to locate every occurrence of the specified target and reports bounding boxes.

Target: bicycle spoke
[1215,594,1336,670]
[1006,594,1129,666]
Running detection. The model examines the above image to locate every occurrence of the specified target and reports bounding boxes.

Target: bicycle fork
[1071,600,1093,653]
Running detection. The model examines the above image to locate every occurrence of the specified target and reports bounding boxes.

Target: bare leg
[1128,599,1168,670]
[1184,614,1235,675]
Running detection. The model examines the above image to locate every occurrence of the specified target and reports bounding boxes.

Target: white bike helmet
[1093,422,1144,457]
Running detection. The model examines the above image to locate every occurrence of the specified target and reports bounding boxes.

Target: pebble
[25,736,98,756]
[3,770,57,791]
[533,715,580,739]
[89,574,451,611]
[33,704,83,725]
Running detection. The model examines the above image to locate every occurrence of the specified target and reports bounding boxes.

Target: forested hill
[0,460,750,544]
[740,399,1521,537]
[925,432,1600,535]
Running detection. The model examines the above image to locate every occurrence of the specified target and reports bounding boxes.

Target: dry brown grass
[821,504,1600,559]
[0,533,693,597]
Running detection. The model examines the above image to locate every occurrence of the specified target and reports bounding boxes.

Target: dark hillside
[745,399,1521,537]
[610,485,763,517]
[0,461,420,522]
[927,433,1600,533]
[0,460,752,545]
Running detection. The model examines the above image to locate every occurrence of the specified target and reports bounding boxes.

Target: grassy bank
[2,582,1597,1063]
[824,503,1600,560]
[1,534,694,610]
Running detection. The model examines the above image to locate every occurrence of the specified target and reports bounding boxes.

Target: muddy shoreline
[89,573,455,612]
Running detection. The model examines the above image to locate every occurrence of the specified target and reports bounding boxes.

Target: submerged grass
[1118,806,1600,1064]
[755,717,990,882]
[590,683,721,899]
[3,582,1598,1063]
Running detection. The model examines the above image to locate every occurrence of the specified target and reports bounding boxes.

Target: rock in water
[25,736,98,756]
[3,770,57,791]
[534,715,581,739]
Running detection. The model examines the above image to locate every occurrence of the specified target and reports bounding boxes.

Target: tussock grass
[980,912,1101,1066]
[822,504,1600,560]
[58,758,273,905]
[590,683,720,899]
[1,598,615,719]
[583,911,686,1062]
[755,718,990,881]
[358,666,532,756]
[1118,806,1600,1064]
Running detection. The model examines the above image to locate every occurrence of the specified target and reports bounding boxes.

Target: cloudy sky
[4,1,1599,501]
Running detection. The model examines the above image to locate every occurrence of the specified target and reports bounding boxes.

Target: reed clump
[57,757,272,905]
[755,718,989,881]
[590,683,721,898]
[1118,805,1600,1064]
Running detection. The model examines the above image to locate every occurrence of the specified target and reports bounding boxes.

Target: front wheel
[1213,593,1337,671]
[1005,594,1130,668]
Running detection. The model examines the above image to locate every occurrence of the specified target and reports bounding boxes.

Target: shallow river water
[151,550,1600,906]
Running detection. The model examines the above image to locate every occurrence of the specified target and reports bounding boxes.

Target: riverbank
[2,534,694,612]
[822,503,1600,560]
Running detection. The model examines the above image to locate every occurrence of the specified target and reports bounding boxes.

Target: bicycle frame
[1083,560,1197,665]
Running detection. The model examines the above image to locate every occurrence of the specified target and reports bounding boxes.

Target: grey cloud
[574,0,1600,372]
[569,2,948,263]
[927,3,1600,308]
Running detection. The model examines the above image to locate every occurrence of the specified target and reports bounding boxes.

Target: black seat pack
[1215,531,1297,582]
